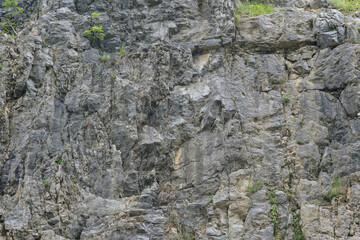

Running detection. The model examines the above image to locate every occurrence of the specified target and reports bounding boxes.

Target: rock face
[0,0,360,239]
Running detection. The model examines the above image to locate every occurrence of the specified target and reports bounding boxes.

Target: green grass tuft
[246,180,263,196]
[55,157,62,165]
[42,179,51,190]
[267,189,279,233]
[235,1,276,18]
[99,54,111,62]
[328,0,360,12]
[325,176,345,202]
[293,213,305,240]
[119,43,128,56]
[282,97,290,104]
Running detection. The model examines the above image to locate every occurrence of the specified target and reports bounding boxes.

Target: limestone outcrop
[0,0,359,239]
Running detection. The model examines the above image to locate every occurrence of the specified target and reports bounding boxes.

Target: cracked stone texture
[0,0,360,239]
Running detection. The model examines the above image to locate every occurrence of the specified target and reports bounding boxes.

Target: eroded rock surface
[0,0,360,239]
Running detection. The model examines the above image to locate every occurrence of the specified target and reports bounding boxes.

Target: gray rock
[340,85,360,117]
[83,48,100,63]
[316,10,345,48]
[236,12,316,52]
[0,0,360,239]
[350,184,360,206]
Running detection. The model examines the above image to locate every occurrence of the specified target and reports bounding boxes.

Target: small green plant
[267,189,279,233]
[55,157,62,165]
[293,213,305,240]
[0,17,15,34]
[182,232,195,240]
[268,189,277,204]
[269,205,279,228]
[231,96,236,104]
[91,11,101,18]
[0,64,2,70]
[328,0,360,13]
[83,12,105,42]
[9,124,14,135]
[235,1,276,18]
[99,54,111,62]
[325,176,345,202]
[246,180,263,196]
[279,78,286,85]
[153,46,160,52]
[2,0,23,15]
[83,26,105,41]
[0,0,23,34]
[119,42,128,56]
[282,96,290,104]
[41,38,48,46]
[42,179,51,190]
[110,72,116,79]
[284,190,293,199]
[206,195,214,205]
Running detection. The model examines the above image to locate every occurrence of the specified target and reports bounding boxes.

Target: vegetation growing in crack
[83,26,105,41]
[328,0,360,13]
[55,157,62,165]
[235,1,276,18]
[325,176,345,202]
[178,231,195,240]
[206,194,214,205]
[119,42,128,56]
[0,17,16,35]
[282,96,290,104]
[246,180,263,196]
[42,179,51,191]
[267,189,279,235]
[91,11,101,18]
[293,211,305,240]
[0,0,23,35]
[111,209,120,215]
[99,54,111,62]
[2,0,23,14]
[83,12,105,43]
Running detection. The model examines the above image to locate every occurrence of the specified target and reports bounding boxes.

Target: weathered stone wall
[0,0,359,239]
